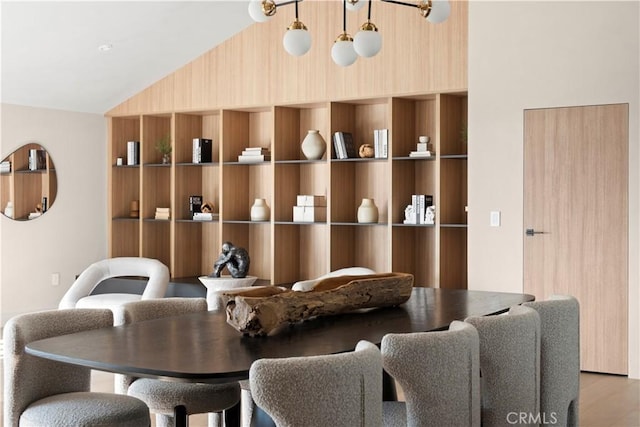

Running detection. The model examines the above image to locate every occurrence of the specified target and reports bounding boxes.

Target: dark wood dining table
[26,287,534,427]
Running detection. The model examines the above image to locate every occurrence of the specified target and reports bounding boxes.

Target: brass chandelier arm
[381,0,433,18]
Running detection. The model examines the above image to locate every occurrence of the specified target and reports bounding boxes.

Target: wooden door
[524,104,628,374]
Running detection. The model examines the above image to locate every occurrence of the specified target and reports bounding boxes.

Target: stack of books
[373,129,389,158]
[28,149,46,171]
[155,207,170,220]
[238,147,271,163]
[192,138,213,163]
[193,212,219,221]
[127,141,140,165]
[332,132,357,159]
[409,138,434,158]
[0,161,11,173]
[403,194,434,224]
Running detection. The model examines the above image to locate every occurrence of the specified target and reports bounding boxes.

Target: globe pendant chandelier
[247,0,451,67]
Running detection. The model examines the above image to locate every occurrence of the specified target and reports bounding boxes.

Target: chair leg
[567,399,579,427]
[156,413,176,427]
[209,412,223,427]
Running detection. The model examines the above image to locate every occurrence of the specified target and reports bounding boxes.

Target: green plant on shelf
[156,133,172,164]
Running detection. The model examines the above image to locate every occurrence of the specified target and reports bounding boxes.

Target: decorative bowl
[198,275,258,291]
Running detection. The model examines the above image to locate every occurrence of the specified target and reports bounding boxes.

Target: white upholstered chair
[249,340,383,427]
[114,298,241,427]
[523,295,580,426]
[58,257,169,310]
[381,321,481,427]
[3,308,150,427]
[465,305,541,427]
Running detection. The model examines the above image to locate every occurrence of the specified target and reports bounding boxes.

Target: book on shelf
[0,161,11,173]
[155,207,170,220]
[409,151,434,158]
[332,132,356,159]
[28,149,46,171]
[410,194,434,224]
[374,129,388,158]
[241,147,270,156]
[189,195,202,218]
[192,138,212,163]
[342,132,357,158]
[193,212,218,221]
[238,154,271,163]
[127,141,140,165]
[332,132,345,159]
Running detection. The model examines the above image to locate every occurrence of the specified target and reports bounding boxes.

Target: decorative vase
[357,198,378,223]
[301,130,326,160]
[162,153,171,164]
[250,198,270,221]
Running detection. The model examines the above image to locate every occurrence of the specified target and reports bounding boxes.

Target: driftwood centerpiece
[223,272,414,336]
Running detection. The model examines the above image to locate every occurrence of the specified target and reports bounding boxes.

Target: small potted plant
[156,134,172,164]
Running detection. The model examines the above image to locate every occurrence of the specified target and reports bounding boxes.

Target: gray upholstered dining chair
[523,295,580,426]
[249,340,383,427]
[381,320,481,427]
[114,298,240,427]
[3,308,151,427]
[58,257,170,310]
[465,305,541,427]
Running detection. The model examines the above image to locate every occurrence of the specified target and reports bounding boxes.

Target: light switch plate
[490,211,501,227]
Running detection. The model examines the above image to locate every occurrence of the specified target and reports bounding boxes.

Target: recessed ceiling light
[98,43,113,52]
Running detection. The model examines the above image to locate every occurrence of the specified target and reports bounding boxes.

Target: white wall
[0,104,107,323]
[468,1,640,378]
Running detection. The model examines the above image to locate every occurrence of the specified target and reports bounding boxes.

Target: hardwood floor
[579,372,640,427]
[0,368,638,426]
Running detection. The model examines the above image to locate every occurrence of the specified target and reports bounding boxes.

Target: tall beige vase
[357,198,379,223]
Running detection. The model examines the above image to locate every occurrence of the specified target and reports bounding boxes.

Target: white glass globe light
[426,0,451,24]
[354,27,382,58]
[331,38,358,67]
[346,0,366,12]
[283,28,312,56]
[248,0,273,23]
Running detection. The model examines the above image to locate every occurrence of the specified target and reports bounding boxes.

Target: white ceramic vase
[357,198,378,223]
[301,130,326,160]
[250,198,270,221]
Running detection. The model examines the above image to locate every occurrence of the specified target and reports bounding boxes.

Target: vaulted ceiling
[0,1,253,114]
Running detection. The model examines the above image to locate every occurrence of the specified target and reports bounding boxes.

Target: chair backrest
[112,297,208,393]
[3,308,113,427]
[114,297,208,325]
[465,305,541,427]
[59,257,170,309]
[250,340,383,427]
[381,321,480,427]
[523,295,580,426]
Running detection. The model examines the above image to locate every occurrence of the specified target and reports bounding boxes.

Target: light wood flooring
[0,369,637,426]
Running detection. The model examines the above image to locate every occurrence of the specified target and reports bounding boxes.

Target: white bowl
[198,275,258,291]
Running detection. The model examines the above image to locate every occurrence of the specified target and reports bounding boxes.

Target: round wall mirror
[1,143,57,220]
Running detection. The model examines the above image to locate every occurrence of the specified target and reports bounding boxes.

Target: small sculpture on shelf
[358,144,374,158]
[212,241,251,278]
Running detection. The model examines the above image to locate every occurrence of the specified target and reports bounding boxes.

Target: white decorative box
[296,195,327,207]
[293,206,327,222]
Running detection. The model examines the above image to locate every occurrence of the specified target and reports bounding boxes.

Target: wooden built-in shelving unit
[108,93,467,288]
